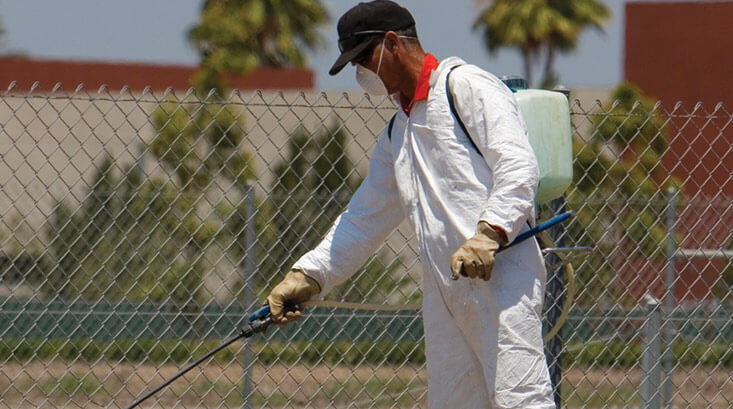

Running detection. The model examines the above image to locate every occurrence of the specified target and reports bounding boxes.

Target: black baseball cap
[329,0,415,75]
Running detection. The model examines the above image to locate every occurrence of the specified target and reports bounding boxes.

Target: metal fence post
[545,196,568,408]
[662,188,678,408]
[642,295,663,409]
[242,183,256,409]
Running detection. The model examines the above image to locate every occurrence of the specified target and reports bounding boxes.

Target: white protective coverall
[293,57,555,409]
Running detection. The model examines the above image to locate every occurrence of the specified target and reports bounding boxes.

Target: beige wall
[0,91,396,224]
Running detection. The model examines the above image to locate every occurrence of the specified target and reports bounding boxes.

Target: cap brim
[328,40,373,76]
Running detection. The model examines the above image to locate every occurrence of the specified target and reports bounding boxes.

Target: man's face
[351,34,397,93]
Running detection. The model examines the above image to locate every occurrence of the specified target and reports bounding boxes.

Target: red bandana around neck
[400,53,439,115]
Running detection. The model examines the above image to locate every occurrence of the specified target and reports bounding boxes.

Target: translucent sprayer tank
[504,79,573,204]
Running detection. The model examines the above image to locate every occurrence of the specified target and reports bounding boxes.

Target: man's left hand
[450,222,505,281]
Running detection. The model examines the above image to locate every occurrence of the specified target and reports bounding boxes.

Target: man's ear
[384,31,400,53]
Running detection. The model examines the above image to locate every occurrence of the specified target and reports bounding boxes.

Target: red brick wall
[0,57,313,92]
[625,1,733,107]
[625,2,732,304]
[625,1,732,198]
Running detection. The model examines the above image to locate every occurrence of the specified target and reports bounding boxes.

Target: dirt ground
[1,361,730,408]
[0,360,426,409]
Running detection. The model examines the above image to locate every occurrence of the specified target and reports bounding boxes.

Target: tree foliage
[188,0,329,93]
[42,94,259,306]
[575,82,675,200]
[0,214,50,291]
[149,99,270,300]
[565,82,682,306]
[542,0,610,88]
[269,124,358,267]
[45,158,213,306]
[150,100,256,191]
[268,124,409,303]
[474,0,610,88]
[42,101,262,305]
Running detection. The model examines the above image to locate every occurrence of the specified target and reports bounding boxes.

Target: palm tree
[0,16,5,46]
[188,0,329,94]
[542,0,610,88]
[474,0,557,87]
[474,0,609,88]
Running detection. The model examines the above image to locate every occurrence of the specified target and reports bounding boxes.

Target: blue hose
[496,210,574,253]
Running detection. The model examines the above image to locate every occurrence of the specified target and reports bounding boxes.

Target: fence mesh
[0,85,730,408]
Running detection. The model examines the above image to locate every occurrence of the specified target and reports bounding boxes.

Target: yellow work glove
[266,269,321,326]
[450,222,505,281]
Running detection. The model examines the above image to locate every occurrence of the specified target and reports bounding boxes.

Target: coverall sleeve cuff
[291,268,323,293]
[291,263,328,296]
[478,215,525,245]
[483,222,508,244]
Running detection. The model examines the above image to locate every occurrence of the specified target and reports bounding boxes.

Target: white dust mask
[356,65,388,95]
[355,41,387,95]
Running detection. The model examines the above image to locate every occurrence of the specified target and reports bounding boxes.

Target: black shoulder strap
[387,65,483,158]
[446,65,483,158]
[387,113,397,141]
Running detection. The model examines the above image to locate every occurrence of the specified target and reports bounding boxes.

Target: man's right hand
[266,269,321,326]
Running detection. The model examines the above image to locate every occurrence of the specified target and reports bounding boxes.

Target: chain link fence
[0,84,730,408]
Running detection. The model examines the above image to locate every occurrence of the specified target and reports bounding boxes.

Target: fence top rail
[570,99,731,117]
[0,81,400,110]
[1,81,730,118]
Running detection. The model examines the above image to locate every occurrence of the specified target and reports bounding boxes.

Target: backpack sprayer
[123,210,584,409]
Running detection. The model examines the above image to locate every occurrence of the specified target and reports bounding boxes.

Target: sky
[0,0,626,91]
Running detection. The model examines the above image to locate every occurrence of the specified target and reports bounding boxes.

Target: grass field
[1,361,731,408]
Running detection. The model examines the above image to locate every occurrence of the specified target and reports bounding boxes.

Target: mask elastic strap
[375,40,385,76]
[376,35,414,75]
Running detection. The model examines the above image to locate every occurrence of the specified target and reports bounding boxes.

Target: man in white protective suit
[265,1,556,408]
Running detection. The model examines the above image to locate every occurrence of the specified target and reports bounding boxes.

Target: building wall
[625,0,732,199]
[0,57,314,92]
[625,1,733,107]
[0,90,406,301]
[625,1,732,303]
